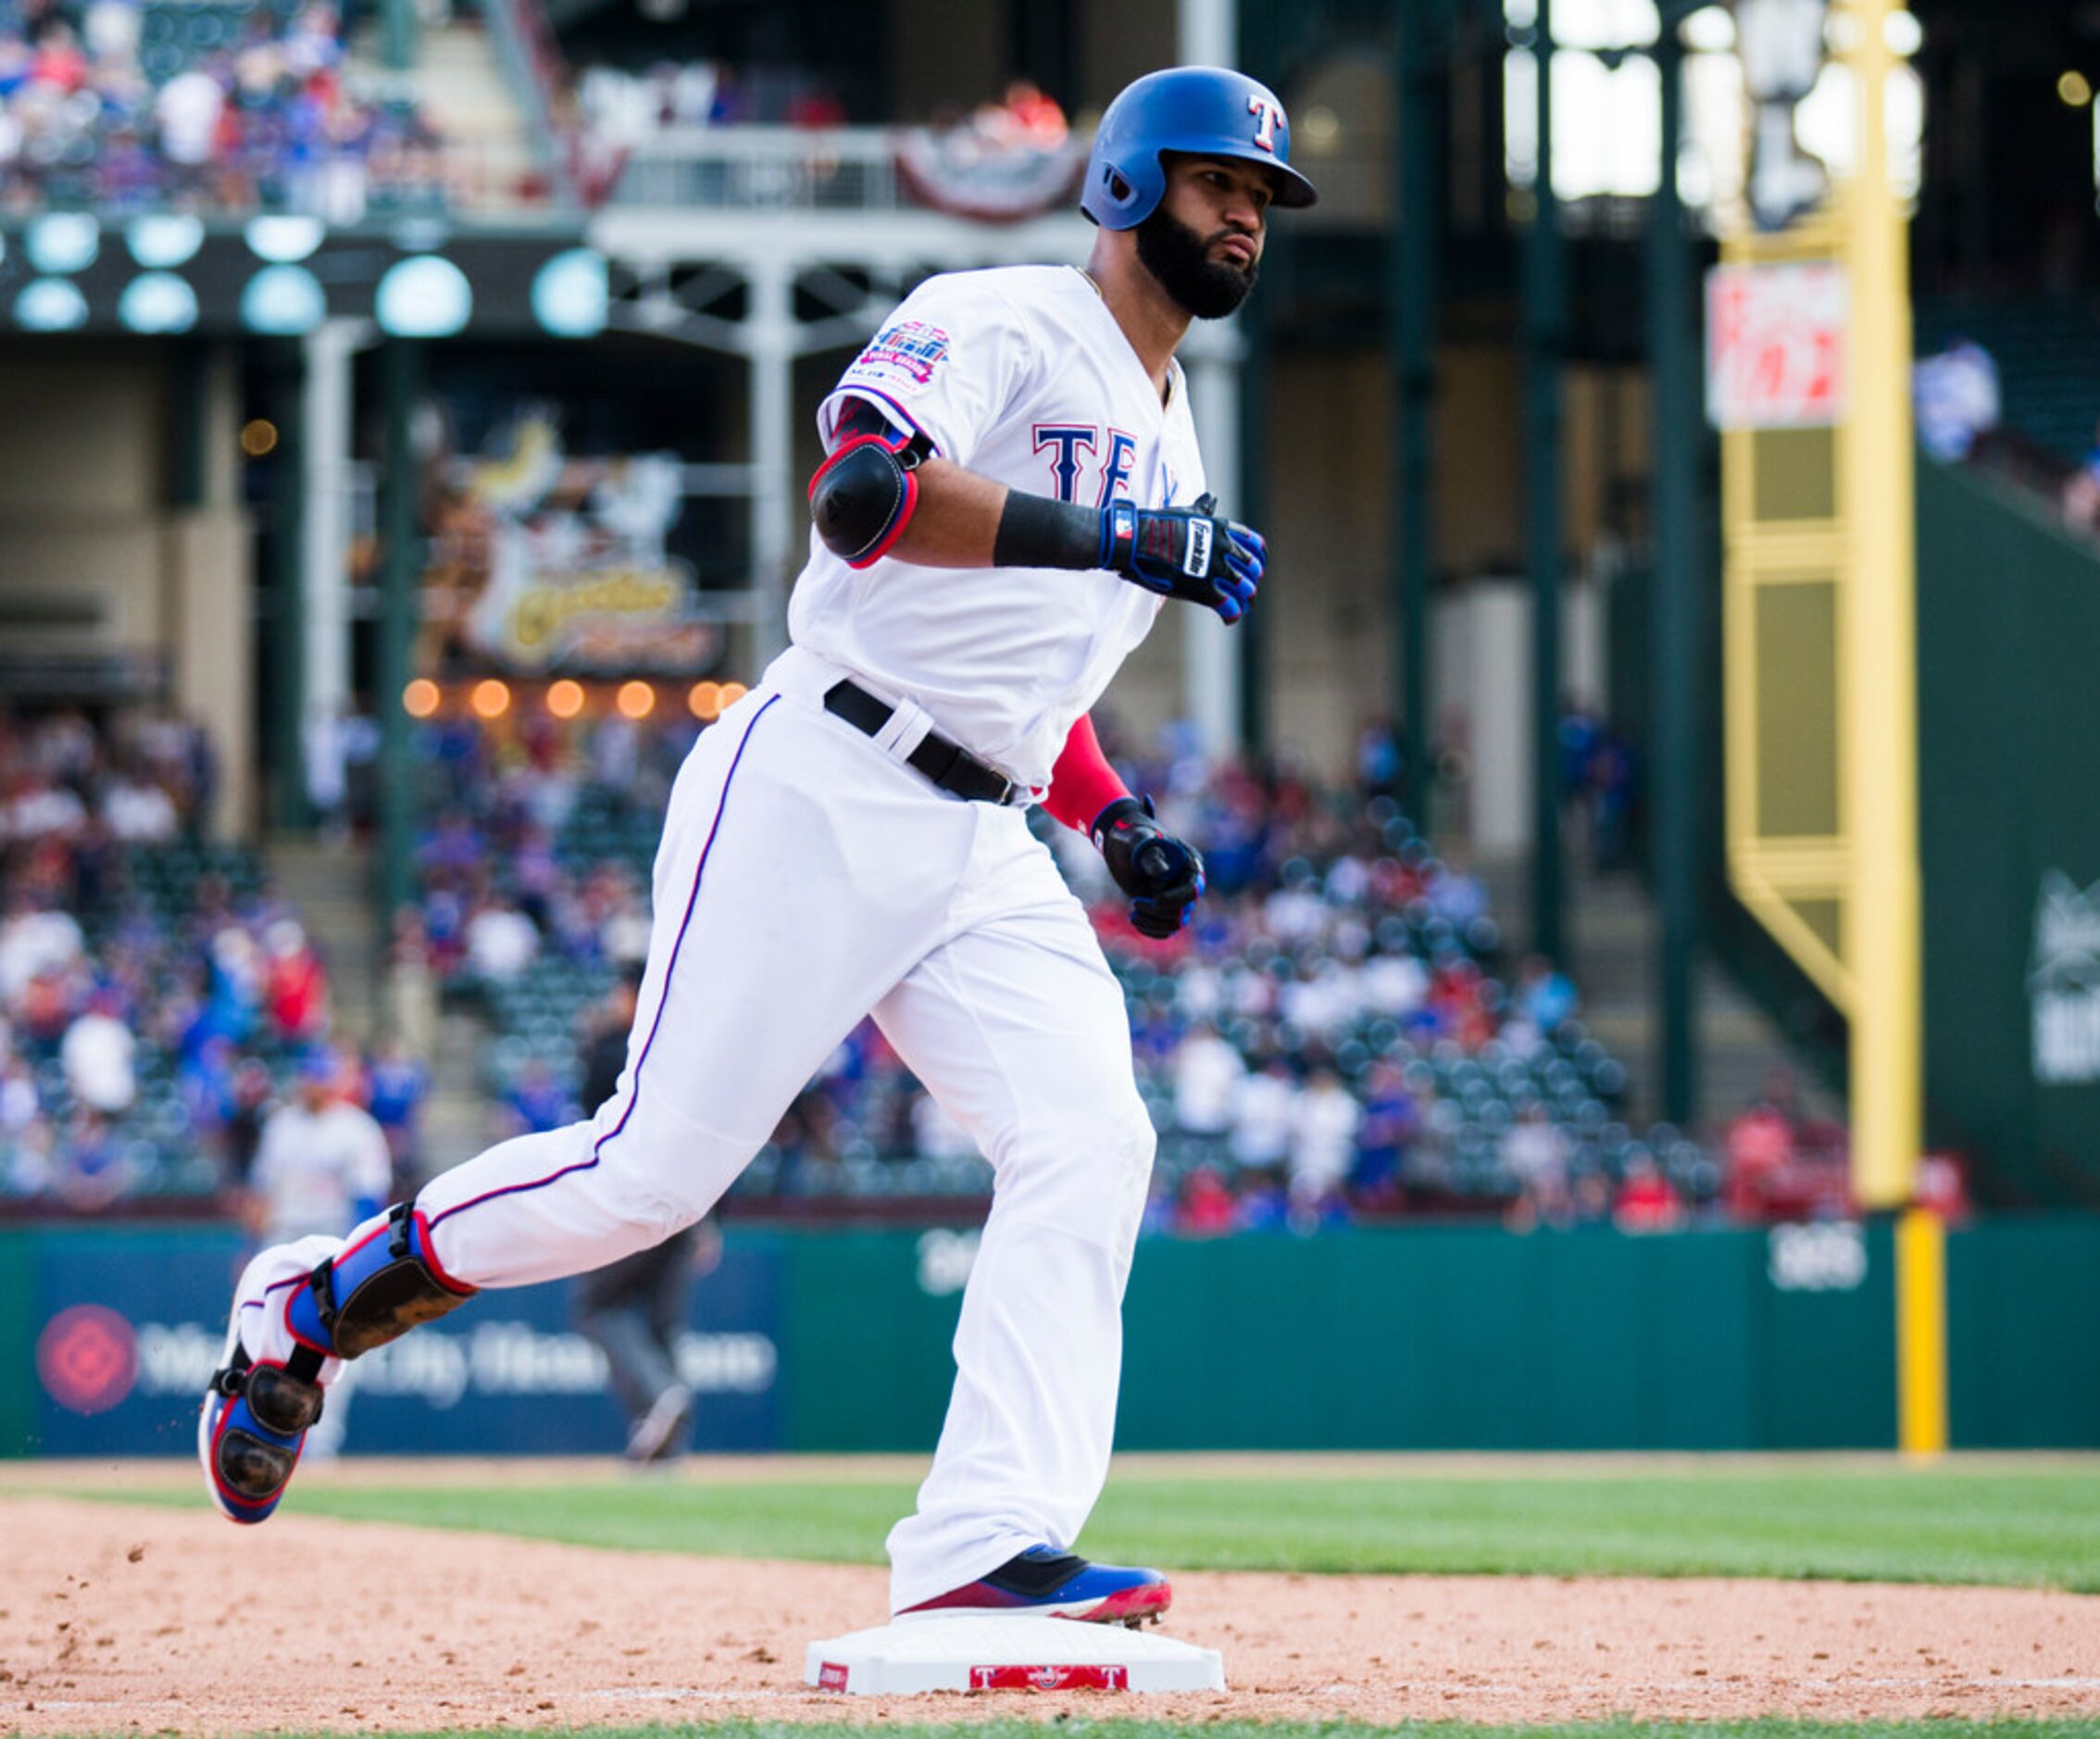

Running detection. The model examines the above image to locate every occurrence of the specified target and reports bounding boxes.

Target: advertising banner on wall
[25,1228,782,1458]
[421,408,721,679]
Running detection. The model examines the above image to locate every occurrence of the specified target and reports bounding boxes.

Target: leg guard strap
[206,1345,322,1518]
[287,1201,475,1360]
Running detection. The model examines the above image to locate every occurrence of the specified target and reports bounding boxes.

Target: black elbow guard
[809,432,928,568]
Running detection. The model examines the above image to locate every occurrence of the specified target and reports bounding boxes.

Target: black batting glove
[1098,493,1263,625]
[1092,795,1206,939]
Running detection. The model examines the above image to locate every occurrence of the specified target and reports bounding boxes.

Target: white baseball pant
[228,644,1157,1613]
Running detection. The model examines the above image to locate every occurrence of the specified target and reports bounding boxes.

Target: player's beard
[1135,205,1257,319]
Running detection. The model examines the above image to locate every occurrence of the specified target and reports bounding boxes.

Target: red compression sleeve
[1044,713,1131,832]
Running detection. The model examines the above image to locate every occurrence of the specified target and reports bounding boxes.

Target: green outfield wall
[1917,459,2100,1207]
[8,1217,2096,1456]
[783,1222,1904,1453]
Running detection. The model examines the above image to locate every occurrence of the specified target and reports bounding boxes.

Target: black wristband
[993,488,1106,571]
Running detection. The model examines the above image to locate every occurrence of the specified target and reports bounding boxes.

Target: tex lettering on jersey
[850,319,953,397]
[1033,423,1144,506]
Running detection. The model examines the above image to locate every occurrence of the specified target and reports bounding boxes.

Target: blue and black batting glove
[1100,492,1264,624]
[1093,795,1206,939]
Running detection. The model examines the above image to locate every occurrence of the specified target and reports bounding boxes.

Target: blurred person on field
[571,967,706,1466]
[246,1047,392,1457]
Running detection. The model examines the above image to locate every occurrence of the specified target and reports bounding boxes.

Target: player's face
[1164,156,1271,267]
[1136,154,1273,320]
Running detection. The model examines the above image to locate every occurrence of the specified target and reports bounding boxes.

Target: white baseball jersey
[250,1101,393,1242]
[226,255,1213,1616]
[788,264,1206,788]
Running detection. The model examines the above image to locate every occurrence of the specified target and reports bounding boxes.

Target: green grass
[75,1462,2100,1591]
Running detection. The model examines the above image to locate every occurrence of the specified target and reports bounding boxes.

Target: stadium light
[26,214,98,274]
[531,248,609,338]
[16,279,89,332]
[471,679,512,719]
[546,680,586,719]
[617,681,656,719]
[126,215,204,269]
[118,273,200,335]
[688,680,722,721]
[244,216,325,264]
[377,256,473,339]
[242,265,328,336]
[403,679,441,719]
[241,420,280,458]
[1736,0,1830,228]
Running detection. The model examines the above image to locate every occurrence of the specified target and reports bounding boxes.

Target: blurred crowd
[0,0,445,217]
[571,57,847,143]
[0,707,428,1210]
[400,706,1794,1233]
[406,707,669,995]
[4,698,1890,1232]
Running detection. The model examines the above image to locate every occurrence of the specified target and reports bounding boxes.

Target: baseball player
[201,65,1315,1627]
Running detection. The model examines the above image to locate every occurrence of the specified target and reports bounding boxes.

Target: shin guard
[286,1201,475,1360]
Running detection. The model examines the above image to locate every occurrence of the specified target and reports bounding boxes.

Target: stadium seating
[0,0,446,216]
[410,715,1714,1226]
[0,711,328,1207]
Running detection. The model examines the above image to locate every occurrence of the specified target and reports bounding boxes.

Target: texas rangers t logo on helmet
[1247,93,1282,152]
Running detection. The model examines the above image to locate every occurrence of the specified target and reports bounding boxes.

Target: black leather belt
[822,679,1017,805]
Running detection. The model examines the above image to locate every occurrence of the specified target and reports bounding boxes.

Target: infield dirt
[4,1492,2098,1733]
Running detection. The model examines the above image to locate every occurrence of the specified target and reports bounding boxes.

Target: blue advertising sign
[27,1227,783,1458]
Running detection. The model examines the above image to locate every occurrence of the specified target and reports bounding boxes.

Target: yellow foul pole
[1838,0,1942,1454]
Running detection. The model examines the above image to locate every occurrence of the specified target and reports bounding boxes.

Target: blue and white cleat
[197,1311,324,1525]
[899,1545,1173,1627]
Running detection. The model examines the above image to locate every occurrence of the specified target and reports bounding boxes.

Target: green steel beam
[268,350,308,831]
[1524,0,1566,960]
[376,341,423,926]
[1650,6,1700,1125]
[1393,0,1447,831]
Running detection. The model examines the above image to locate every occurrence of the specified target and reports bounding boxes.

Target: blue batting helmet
[1081,66,1319,231]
